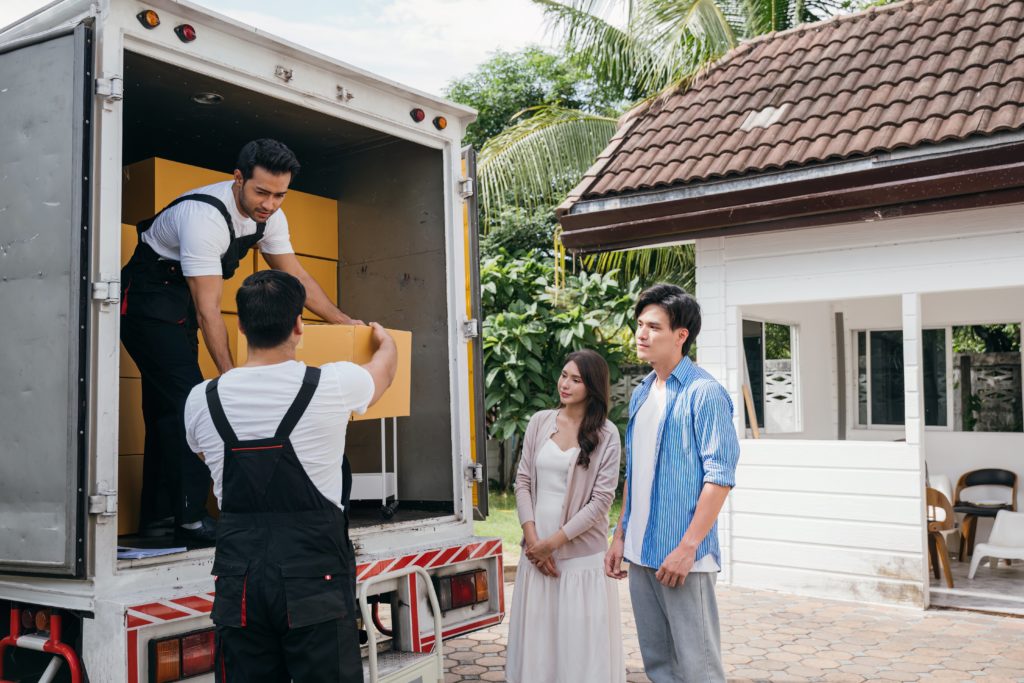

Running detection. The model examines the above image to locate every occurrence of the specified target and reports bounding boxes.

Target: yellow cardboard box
[119,378,145,454]
[256,253,338,321]
[238,324,411,421]
[118,453,143,536]
[122,158,339,259]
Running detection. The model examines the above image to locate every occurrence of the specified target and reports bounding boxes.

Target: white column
[901,293,925,446]
[696,236,736,583]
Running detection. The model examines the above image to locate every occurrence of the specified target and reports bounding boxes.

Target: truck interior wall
[119,52,454,524]
[336,141,454,504]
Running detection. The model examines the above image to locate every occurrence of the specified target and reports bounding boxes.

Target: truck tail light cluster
[136,9,197,43]
[409,109,450,131]
[149,628,215,683]
[435,569,488,612]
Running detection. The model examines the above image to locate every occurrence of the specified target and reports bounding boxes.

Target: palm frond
[477,106,618,232]
[582,244,696,289]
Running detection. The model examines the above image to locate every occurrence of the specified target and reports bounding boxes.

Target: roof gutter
[558,132,1024,252]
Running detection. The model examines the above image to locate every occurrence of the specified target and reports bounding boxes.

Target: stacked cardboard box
[118,158,343,533]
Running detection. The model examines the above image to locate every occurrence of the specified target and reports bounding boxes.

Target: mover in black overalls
[184,270,397,681]
[121,139,361,543]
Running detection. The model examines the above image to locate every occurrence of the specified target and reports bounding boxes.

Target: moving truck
[0,1,496,681]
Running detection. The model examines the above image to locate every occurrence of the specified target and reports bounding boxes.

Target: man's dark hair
[236,139,301,180]
[236,270,306,349]
[634,283,702,357]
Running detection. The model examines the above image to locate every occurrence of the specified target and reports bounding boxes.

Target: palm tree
[477,0,866,285]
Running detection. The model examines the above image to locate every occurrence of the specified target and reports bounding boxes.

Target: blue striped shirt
[622,357,740,569]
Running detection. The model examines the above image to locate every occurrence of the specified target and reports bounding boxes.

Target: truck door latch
[88,492,117,516]
[465,462,483,484]
[461,319,479,339]
[95,76,123,101]
[92,279,121,304]
[459,177,474,199]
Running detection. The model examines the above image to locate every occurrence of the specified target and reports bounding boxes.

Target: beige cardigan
[514,409,621,560]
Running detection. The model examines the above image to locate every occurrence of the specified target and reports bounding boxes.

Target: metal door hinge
[92,279,120,304]
[95,76,123,101]
[461,318,479,339]
[459,177,474,199]
[465,462,483,484]
[88,492,117,516]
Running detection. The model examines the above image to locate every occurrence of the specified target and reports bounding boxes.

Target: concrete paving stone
[479,672,506,682]
[474,656,505,667]
[445,638,477,648]
[443,673,461,683]
[876,671,920,682]
[448,650,479,662]
[821,673,867,682]
[473,643,504,653]
[625,673,651,683]
[449,664,487,676]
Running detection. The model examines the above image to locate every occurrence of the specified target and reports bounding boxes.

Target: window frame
[743,316,802,435]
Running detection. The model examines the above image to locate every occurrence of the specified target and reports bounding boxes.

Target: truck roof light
[174,24,197,43]
[136,10,160,29]
[432,116,447,130]
[410,108,425,123]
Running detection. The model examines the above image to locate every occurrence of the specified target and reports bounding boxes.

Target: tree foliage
[445,47,622,150]
[481,249,640,487]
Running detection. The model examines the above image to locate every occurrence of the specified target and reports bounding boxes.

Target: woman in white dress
[506,349,625,683]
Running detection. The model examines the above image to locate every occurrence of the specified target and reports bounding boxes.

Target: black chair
[954,469,1018,561]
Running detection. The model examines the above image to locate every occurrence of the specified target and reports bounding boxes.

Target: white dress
[506,439,626,683]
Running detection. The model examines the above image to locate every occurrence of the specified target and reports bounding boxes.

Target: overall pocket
[211,558,249,627]
[280,557,351,629]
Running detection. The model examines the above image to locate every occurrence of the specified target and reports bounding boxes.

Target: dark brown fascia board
[558,141,1024,252]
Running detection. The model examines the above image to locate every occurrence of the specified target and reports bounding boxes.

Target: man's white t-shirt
[625,380,720,572]
[184,360,374,509]
[140,180,294,277]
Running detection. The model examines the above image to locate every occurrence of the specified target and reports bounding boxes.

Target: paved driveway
[442,580,1024,682]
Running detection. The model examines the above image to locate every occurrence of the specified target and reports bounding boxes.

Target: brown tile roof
[562,0,1024,208]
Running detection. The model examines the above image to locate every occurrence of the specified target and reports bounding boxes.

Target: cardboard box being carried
[238,324,411,421]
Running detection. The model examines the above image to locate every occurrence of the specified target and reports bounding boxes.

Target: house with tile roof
[558,0,1024,612]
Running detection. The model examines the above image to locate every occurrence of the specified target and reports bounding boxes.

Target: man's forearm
[197,308,233,374]
[679,482,730,551]
[613,481,629,541]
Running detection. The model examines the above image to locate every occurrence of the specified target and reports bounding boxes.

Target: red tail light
[149,627,215,682]
[174,24,197,43]
[436,569,489,612]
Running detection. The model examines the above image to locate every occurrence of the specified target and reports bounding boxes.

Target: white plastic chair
[968,510,1024,579]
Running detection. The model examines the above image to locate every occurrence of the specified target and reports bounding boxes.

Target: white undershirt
[625,381,719,572]
[140,180,294,277]
[184,360,374,509]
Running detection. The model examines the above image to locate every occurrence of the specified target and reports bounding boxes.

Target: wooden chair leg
[966,516,979,559]
[934,533,954,588]
[928,534,940,579]
[959,516,975,561]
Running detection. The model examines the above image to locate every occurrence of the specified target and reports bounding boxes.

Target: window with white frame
[743,320,798,433]
[855,324,1022,432]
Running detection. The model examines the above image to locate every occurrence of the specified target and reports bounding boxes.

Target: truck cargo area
[116,51,457,554]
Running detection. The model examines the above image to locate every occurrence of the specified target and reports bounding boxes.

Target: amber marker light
[432,116,448,130]
[136,10,160,28]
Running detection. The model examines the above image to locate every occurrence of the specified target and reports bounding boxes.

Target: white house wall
[694,203,1024,607]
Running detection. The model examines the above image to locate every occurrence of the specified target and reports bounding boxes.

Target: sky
[0,0,555,95]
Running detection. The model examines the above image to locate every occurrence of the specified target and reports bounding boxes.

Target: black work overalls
[206,366,363,683]
[119,194,265,526]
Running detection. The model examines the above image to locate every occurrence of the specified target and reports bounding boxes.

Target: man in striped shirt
[605,283,740,683]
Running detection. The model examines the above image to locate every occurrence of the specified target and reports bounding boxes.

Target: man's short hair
[236,139,301,180]
[237,270,306,349]
[634,283,702,357]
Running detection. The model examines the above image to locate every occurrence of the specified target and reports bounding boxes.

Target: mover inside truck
[116,51,457,551]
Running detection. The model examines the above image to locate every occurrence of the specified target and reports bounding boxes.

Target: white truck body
[0,1,496,680]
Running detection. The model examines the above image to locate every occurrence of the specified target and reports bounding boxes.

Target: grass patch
[475,490,623,560]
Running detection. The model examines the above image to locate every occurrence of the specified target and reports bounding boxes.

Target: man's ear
[233,169,244,186]
[677,327,689,350]
[294,315,304,337]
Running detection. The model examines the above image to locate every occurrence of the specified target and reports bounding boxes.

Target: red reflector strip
[170,595,214,613]
[132,602,190,621]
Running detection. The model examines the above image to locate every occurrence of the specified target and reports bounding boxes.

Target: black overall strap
[275,366,322,439]
[138,194,236,241]
[205,377,239,443]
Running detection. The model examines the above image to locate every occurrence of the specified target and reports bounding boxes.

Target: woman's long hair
[562,350,610,469]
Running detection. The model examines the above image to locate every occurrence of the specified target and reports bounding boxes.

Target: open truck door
[0,23,93,577]
[462,146,488,520]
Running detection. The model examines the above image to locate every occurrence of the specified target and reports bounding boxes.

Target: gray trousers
[629,565,725,683]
